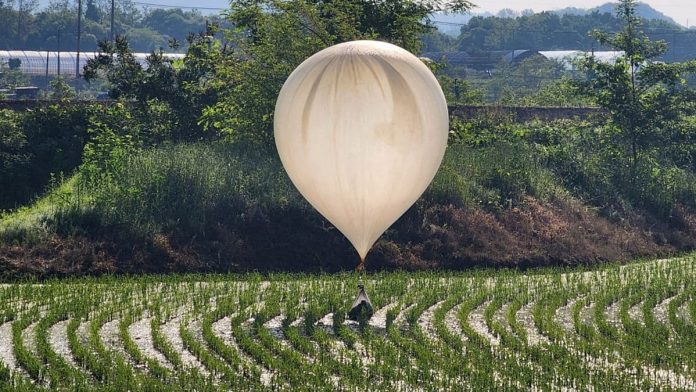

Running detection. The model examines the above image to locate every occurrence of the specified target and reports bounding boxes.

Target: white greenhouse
[0,51,185,77]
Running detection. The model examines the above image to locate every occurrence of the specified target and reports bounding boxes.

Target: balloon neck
[356,257,366,287]
[356,258,366,273]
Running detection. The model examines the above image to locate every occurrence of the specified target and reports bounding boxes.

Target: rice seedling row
[1,256,696,390]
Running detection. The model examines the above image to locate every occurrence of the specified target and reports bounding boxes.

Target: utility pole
[45,50,49,85]
[57,33,61,76]
[110,0,115,42]
[17,0,22,43]
[76,0,82,79]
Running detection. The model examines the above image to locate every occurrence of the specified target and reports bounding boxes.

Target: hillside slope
[2,138,695,279]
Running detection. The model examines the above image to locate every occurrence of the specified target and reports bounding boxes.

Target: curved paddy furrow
[128,316,175,372]
[678,300,692,324]
[515,301,549,346]
[389,297,452,390]
[282,316,368,391]
[493,301,513,337]
[211,315,273,386]
[443,303,468,348]
[455,294,545,389]
[367,302,422,388]
[179,318,230,379]
[628,301,645,325]
[13,316,46,385]
[245,315,328,388]
[428,296,478,389]
[604,300,622,329]
[531,293,650,390]
[368,302,398,331]
[0,320,26,378]
[481,296,572,390]
[191,311,260,388]
[159,315,208,373]
[199,295,279,388]
[391,295,483,388]
[48,319,81,371]
[416,300,445,342]
[577,301,595,333]
[262,315,292,350]
[467,300,499,346]
[553,297,583,335]
[99,318,133,366]
[408,292,522,389]
[20,321,39,357]
[393,303,416,328]
[653,295,678,329]
[547,290,696,391]
[530,290,644,388]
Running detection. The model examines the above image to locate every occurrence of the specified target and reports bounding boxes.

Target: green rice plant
[2,255,696,390]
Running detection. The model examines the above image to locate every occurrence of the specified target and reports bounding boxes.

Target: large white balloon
[274,40,449,264]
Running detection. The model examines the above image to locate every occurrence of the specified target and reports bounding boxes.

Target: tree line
[424,9,696,63]
[0,0,217,52]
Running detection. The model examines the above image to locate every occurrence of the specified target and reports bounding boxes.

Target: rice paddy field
[1,255,696,391]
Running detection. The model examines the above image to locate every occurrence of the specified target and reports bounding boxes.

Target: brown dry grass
[1,196,694,279]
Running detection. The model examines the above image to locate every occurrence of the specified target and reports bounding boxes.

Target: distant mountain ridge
[554,2,677,25]
[432,2,680,36]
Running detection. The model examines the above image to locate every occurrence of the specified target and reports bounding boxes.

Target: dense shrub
[0,106,91,211]
[526,119,696,218]
[0,110,29,208]
[428,142,558,208]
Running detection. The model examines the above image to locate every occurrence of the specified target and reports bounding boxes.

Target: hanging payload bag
[348,284,374,321]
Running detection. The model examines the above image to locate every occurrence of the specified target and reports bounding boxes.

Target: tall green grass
[428,142,560,207]
[86,141,302,237]
[1,139,562,243]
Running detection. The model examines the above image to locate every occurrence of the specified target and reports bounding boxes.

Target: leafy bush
[428,142,558,208]
[0,105,91,211]
[0,110,29,208]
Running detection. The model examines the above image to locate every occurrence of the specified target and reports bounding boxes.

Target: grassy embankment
[2,116,696,277]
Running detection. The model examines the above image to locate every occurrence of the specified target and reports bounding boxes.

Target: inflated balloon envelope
[274,40,449,272]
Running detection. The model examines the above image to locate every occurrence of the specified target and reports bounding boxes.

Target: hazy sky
[471,1,695,27]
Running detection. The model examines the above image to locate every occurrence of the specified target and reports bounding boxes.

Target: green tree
[141,9,207,43]
[575,0,696,186]
[0,109,29,209]
[85,0,100,22]
[47,76,77,100]
[202,0,473,144]
[84,27,224,142]
[486,56,566,103]
[0,62,29,89]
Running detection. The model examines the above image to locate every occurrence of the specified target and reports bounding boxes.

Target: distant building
[422,49,626,72]
[537,50,625,70]
[13,86,40,99]
[0,50,185,77]
[422,50,510,70]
